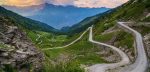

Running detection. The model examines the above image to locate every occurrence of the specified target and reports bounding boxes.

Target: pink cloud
[47,0,128,8]
[48,0,73,5]
[73,0,129,8]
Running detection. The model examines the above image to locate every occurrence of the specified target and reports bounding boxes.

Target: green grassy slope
[42,31,107,72]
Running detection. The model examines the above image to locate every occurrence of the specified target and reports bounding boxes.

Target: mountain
[0,6,60,34]
[66,0,150,35]
[61,10,113,35]
[3,4,44,16]
[0,6,47,72]
[3,3,110,29]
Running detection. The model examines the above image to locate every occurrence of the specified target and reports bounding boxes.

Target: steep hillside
[0,6,62,72]
[0,16,44,72]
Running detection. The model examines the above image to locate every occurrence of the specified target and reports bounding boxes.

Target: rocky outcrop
[95,45,121,63]
[144,33,150,58]
[0,17,44,72]
[144,33,150,71]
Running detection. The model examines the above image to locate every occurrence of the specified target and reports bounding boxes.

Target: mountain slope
[0,6,59,34]
[62,10,112,35]
[66,0,150,35]
[0,11,45,72]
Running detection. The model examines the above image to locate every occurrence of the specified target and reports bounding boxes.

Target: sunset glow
[0,0,129,8]
[0,0,43,7]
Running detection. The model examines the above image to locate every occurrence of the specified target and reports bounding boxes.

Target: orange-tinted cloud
[1,0,43,7]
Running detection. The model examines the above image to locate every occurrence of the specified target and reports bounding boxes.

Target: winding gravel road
[36,34,41,42]
[118,22,148,72]
[87,26,130,72]
[42,22,148,72]
[42,26,130,71]
[42,28,90,50]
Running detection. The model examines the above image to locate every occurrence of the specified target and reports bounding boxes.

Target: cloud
[47,0,74,5]
[47,0,128,8]
[1,0,44,7]
[73,0,129,8]
[0,0,129,8]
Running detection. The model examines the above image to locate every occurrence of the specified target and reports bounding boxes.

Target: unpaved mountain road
[88,22,148,72]
[118,22,148,72]
[87,26,130,72]
[42,28,89,50]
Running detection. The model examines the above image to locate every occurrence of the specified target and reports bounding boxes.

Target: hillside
[66,0,150,35]
[0,14,44,72]
[0,6,61,72]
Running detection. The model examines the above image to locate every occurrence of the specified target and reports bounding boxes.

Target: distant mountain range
[3,3,110,29]
[64,0,150,35]
[0,6,60,34]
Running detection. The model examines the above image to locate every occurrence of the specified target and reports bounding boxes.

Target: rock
[0,23,44,72]
[0,49,7,52]
[1,52,9,57]
[144,33,150,59]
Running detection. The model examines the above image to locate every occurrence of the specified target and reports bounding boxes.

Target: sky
[0,0,129,8]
